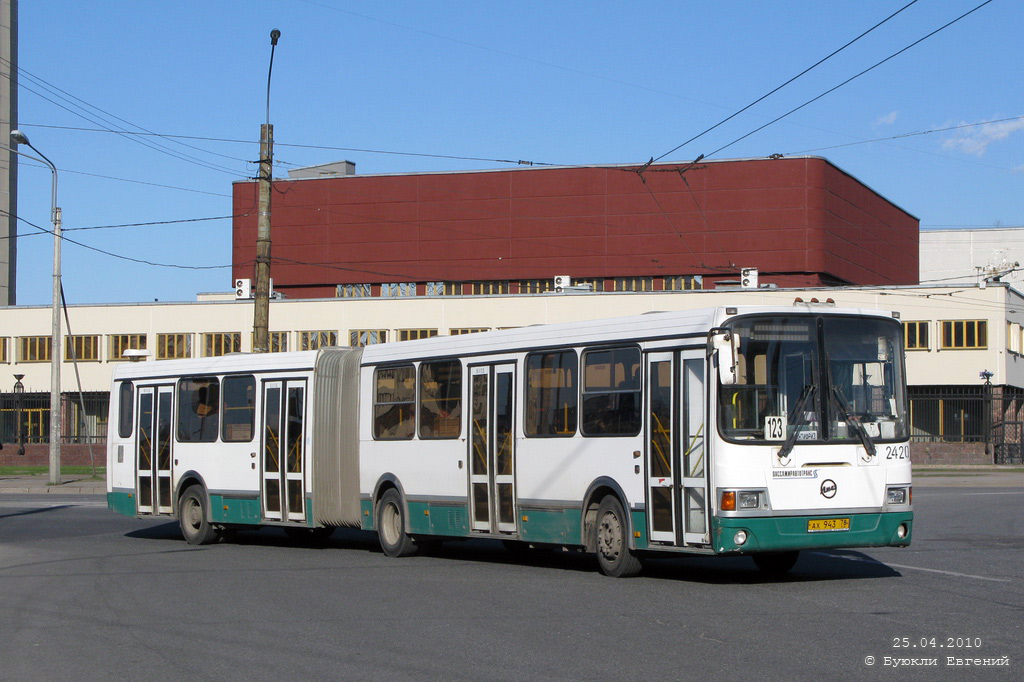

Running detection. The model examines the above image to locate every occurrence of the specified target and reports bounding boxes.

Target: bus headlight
[738,491,761,509]
[734,530,748,546]
[886,487,909,505]
[720,489,769,512]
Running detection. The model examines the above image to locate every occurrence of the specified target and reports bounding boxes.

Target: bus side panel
[209,493,263,524]
[516,435,643,546]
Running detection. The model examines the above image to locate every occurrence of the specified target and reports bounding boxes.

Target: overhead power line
[653,0,921,163]
[12,123,559,168]
[0,211,233,270]
[0,58,249,175]
[703,0,996,160]
[783,115,1024,155]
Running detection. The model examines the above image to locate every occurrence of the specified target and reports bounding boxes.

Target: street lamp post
[253,29,281,354]
[13,373,24,457]
[10,129,62,485]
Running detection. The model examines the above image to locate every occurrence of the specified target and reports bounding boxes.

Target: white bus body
[108,305,912,576]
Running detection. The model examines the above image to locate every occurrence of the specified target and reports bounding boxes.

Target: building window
[904,321,930,351]
[565,279,598,292]
[203,332,241,357]
[518,279,555,294]
[0,337,7,363]
[350,330,387,347]
[469,281,508,296]
[663,275,702,290]
[398,329,438,342]
[177,376,219,442]
[612,277,654,292]
[427,281,460,296]
[18,336,52,363]
[581,347,642,436]
[381,282,417,298]
[156,334,192,360]
[250,332,288,352]
[940,320,987,350]
[450,328,489,335]
[419,360,462,439]
[1009,323,1021,355]
[525,350,578,437]
[337,283,371,298]
[222,375,256,442]
[109,334,147,361]
[299,331,337,350]
[269,331,288,353]
[374,365,416,440]
[65,335,101,362]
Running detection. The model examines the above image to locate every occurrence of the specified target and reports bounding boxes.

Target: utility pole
[253,29,280,353]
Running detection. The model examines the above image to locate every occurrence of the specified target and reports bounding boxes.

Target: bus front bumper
[713,511,913,554]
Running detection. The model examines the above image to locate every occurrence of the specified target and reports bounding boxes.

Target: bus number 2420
[884,444,909,460]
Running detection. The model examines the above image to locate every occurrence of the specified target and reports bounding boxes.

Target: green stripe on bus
[107,491,137,517]
[209,494,262,525]
[713,512,913,553]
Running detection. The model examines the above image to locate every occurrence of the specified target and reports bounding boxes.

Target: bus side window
[524,350,578,437]
[177,377,220,443]
[420,360,462,439]
[222,375,256,442]
[374,365,416,440]
[581,347,641,437]
[118,381,134,438]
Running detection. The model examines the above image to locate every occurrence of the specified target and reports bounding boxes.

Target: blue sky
[9,0,1023,305]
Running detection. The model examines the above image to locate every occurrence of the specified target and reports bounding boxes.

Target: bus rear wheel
[377,489,418,558]
[752,551,799,576]
[179,485,220,545]
[595,496,642,577]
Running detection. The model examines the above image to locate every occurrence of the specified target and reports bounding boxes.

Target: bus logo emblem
[820,479,837,499]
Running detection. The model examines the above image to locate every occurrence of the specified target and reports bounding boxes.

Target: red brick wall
[232,157,919,297]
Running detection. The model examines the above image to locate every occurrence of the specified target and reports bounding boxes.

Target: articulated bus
[107,304,912,577]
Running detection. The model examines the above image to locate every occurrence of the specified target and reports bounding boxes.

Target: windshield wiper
[831,386,876,458]
[778,384,817,460]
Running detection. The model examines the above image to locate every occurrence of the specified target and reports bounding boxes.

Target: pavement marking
[813,551,1013,583]
[960,491,1024,496]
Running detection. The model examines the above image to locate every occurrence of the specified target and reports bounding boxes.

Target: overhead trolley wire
[704,0,996,160]
[1,59,248,175]
[653,0,922,164]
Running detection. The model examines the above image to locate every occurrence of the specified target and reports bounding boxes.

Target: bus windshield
[718,315,907,444]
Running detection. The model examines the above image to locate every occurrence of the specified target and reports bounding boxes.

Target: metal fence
[0,392,109,446]
[908,385,1024,464]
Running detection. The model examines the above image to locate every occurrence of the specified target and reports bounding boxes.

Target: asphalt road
[0,488,1020,681]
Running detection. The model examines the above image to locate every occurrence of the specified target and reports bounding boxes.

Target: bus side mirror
[713,331,738,385]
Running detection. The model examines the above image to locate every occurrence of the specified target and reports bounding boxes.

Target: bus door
[261,379,307,523]
[468,363,517,534]
[645,351,709,546]
[137,385,173,515]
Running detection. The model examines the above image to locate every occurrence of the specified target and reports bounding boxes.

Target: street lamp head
[270,29,281,45]
[10,129,30,146]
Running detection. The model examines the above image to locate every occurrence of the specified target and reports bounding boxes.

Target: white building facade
[3,283,1023,465]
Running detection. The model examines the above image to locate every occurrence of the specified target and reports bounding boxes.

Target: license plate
[807,517,850,533]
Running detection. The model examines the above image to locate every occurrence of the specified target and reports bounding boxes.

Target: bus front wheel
[179,485,220,546]
[377,489,418,558]
[595,496,642,577]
